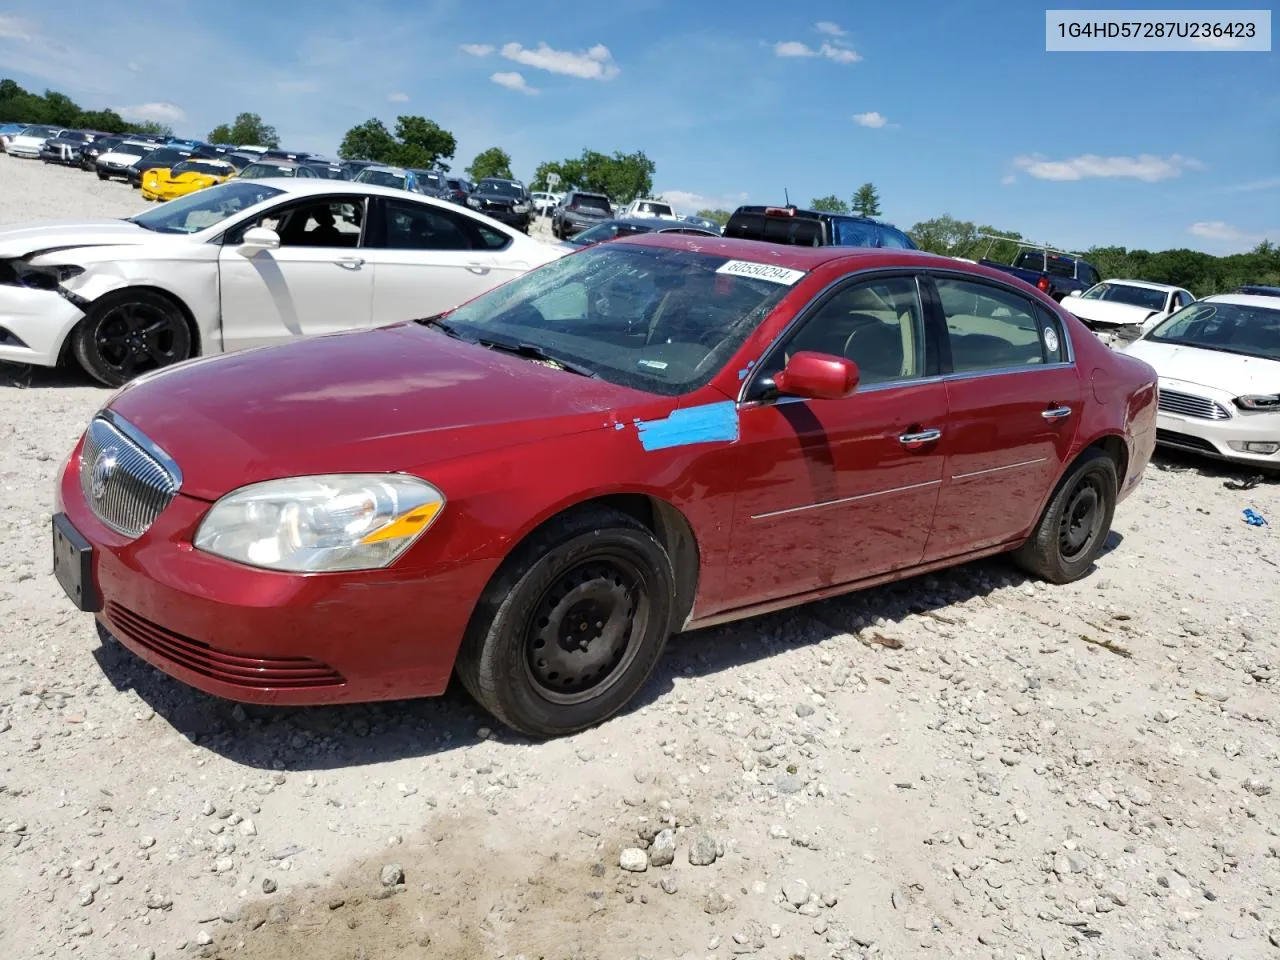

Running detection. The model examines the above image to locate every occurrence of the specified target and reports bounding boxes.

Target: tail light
[764,206,797,217]
[1036,277,1051,293]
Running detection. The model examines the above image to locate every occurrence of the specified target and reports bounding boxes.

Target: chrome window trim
[98,408,184,488]
[735,265,1078,408]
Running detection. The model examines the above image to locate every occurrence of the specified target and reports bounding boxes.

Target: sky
[0,0,1276,254]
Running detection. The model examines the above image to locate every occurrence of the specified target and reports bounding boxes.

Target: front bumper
[96,161,136,178]
[476,206,530,229]
[57,444,493,705]
[1154,377,1280,468]
[40,147,79,164]
[0,285,85,368]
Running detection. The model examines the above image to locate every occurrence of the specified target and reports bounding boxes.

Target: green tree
[337,118,399,163]
[852,182,881,217]
[810,194,850,214]
[531,149,655,204]
[466,147,513,181]
[391,115,456,171]
[131,120,174,137]
[696,208,732,226]
[77,109,130,134]
[207,112,279,147]
[41,90,81,127]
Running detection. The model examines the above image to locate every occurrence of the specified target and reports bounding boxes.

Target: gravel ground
[3,153,1280,960]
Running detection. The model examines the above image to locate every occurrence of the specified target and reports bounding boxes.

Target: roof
[1203,293,1280,310]
[239,177,495,207]
[617,232,961,270]
[1096,278,1182,292]
[594,217,716,232]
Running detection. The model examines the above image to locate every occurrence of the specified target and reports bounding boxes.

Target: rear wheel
[72,289,193,387]
[456,507,675,739]
[96,172,108,181]
[1013,449,1117,583]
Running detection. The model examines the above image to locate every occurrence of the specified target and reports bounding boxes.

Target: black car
[262,148,312,162]
[439,176,473,205]
[562,216,721,247]
[40,131,101,165]
[126,147,197,188]
[723,205,917,250]
[79,135,125,170]
[466,178,533,231]
[1235,284,1280,298]
[551,190,614,239]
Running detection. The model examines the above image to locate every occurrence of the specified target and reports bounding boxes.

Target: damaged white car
[1060,279,1196,348]
[0,179,569,386]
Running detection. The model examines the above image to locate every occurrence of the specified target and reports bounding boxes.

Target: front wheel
[71,289,194,387]
[1012,449,1118,583]
[96,172,108,181]
[456,507,675,739]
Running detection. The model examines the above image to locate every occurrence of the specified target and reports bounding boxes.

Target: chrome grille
[78,413,182,538]
[1157,388,1231,421]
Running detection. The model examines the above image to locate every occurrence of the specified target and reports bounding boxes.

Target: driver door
[217,197,373,351]
[724,274,947,609]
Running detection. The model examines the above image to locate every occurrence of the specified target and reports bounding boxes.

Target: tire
[96,172,108,181]
[71,289,194,387]
[1013,448,1118,584]
[456,506,675,739]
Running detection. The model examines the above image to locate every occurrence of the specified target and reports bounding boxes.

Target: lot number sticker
[716,260,807,286]
[1043,327,1060,353]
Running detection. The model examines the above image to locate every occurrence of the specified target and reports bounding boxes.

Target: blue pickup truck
[979,246,1101,301]
[723,205,918,249]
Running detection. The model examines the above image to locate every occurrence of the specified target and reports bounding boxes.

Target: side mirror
[238,226,280,253]
[773,351,859,400]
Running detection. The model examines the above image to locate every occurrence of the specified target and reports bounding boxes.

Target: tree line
[0,79,173,136]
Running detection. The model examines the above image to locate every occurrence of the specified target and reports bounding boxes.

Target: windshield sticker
[636,401,740,452]
[1043,327,1060,353]
[637,359,669,371]
[715,260,806,286]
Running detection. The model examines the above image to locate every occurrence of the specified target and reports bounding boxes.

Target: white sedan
[0,179,570,385]
[1061,279,1196,348]
[1124,293,1280,469]
[5,124,66,159]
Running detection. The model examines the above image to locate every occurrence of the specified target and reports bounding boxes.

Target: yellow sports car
[141,158,237,201]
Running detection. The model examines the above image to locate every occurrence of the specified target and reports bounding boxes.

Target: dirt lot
[2,153,1279,960]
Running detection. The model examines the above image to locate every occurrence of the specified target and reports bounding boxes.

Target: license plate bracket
[52,513,100,613]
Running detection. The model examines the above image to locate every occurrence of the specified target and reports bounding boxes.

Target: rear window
[725,211,824,246]
[1016,251,1077,278]
[571,194,612,212]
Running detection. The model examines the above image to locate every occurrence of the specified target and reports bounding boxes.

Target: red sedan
[52,236,1158,738]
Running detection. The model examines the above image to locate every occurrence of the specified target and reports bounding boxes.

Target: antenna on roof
[784,187,791,206]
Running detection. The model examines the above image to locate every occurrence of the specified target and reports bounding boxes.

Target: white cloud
[853,111,887,128]
[773,40,861,63]
[114,101,187,123]
[1011,153,1202,183]
[500,41,619,80]
[490,71,539,95]
[815,21,846,36]
[659,189,749,215]
[0,14,33,41]
[1001,174,1017,185]
[459,43,494,56]
[387,92,409,102]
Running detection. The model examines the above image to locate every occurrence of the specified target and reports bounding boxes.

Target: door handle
[336,257,364,269]
[899,427,942,447]
[466,262,490,274]
[1042,405,1072,421]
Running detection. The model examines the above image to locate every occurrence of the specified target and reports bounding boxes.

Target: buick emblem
[91,446,119,500]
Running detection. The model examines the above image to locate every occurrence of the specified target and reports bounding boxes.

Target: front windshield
[479,180,523,197]
[128,181,284,234]
[358,169,407,188]
[574,221,652,244]
[441,243,796,396]
[115,143,150,157]
[172,160,231,177]
[1081,282,1167,310]
[241,163,296,179]
[1148,300,1280,361]
[22,125,59,137]
[144,149,189,166]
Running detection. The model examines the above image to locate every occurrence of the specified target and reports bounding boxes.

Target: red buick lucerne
[52,235,1158,738]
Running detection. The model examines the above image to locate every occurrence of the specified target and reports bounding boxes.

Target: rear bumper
[6,143,42,158]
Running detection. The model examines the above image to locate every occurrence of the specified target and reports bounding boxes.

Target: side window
[936,276,1058,372]
[374,199,482,251]
[1086,266,1101,286]
[224,199,365,247]
[1177,291,1194,308]
[877,226,913,249]
[764,276,926,386]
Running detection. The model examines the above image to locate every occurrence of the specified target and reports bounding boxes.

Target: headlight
[194,474,445,572]
[0,260,84,290]
[1235,394,1280,411]
[513,202,530,213]
[466,197,482,209]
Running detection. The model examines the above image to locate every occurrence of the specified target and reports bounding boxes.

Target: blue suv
[724,205,916,249]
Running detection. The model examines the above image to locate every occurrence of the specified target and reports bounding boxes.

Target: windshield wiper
[414,314,463,338]
[475,337,597,377]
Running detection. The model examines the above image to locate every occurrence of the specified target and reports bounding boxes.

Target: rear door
[217,195,373,351]
[922,273,1084,560]
[362,196,530,325]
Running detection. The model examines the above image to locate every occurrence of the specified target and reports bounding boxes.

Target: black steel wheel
[1013,448,1118,584]
[72,289,193,387]
[456,506,675,738]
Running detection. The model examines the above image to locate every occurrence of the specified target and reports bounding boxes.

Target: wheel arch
[85,284,203,354]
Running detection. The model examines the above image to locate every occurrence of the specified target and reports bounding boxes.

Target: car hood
[0,220,156,258]
[1124,338,1280,394]
[1062,297,1162,328]
[107,323,668,500]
